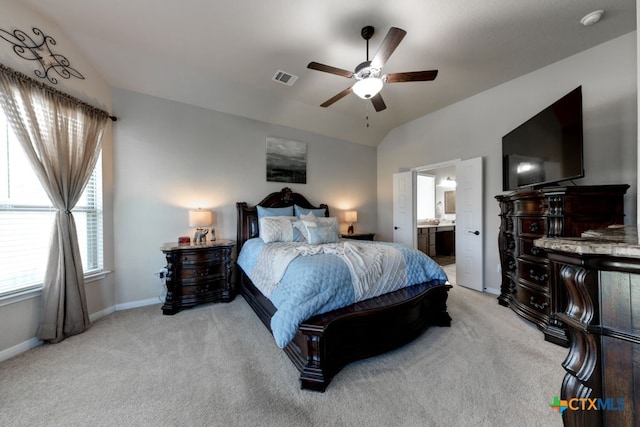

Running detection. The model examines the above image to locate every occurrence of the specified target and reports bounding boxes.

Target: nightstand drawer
[177,250,223,264]
[173,265,225,280]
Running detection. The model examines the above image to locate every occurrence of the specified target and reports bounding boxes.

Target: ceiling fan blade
[370,93,386,112]
[385,70,439,83]
[370,27,407,70]
[308,62,354,78]
[320,87,353,107]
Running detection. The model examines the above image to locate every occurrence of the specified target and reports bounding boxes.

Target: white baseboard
[115,297,161,311]
[89,305,116,322]
[0,337,42,363]
[483,287,500,295]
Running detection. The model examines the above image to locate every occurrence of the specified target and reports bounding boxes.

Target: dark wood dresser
[161,240,235,315]
[536,227,640,427]
[496,185,628,346]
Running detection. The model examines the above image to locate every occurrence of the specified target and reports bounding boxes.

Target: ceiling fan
[307,26,438,112]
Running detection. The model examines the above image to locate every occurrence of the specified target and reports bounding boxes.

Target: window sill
[0,270,112,307]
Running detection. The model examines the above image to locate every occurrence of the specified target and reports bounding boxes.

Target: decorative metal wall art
[0,27,84,85]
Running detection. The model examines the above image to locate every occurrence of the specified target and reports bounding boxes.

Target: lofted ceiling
[23,0,636,147]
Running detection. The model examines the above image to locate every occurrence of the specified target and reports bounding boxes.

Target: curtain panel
[0,64,110,343]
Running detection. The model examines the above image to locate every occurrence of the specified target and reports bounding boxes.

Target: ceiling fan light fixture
[352,77,383,99]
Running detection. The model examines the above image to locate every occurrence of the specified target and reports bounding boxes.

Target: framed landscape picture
[266,137,307,184]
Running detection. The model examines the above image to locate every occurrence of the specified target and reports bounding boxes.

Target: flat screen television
[502,86,584,191]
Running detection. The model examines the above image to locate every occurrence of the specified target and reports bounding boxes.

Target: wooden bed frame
[236,187,452,391]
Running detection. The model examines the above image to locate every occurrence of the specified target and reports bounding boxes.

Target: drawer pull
[530,247,541,256]
[529,270,548,282]
[529,296,548,310]
[529,222,539,232]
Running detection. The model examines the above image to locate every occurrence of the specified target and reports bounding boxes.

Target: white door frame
[412,158,485,292]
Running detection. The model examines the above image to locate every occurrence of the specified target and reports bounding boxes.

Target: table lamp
[345,210,358,235]
[189,208,212,243]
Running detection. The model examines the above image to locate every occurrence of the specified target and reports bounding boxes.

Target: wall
[377,32,637,295]
[111,89,377,306]
[0,0,115,357]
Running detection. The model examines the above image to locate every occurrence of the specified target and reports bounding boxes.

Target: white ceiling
[24,0,636,147]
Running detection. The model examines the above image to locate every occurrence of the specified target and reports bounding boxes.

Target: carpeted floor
[0,264,567,426]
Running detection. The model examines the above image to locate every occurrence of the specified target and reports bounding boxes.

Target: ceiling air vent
[273,70,298,86]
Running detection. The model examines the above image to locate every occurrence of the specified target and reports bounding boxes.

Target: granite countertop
[534,225,640,258]
[161,239,234,252]
[417,222,456,228]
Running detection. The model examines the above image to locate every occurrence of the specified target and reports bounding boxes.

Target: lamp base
[193,228,209,244]
[347,224,354,235]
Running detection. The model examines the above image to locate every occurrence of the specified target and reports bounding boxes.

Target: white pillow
[298,212,340,236]
[259,216,295,243]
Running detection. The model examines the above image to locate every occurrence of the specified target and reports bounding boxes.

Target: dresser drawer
[517,217,545,236]
[519,238,545,260]
[514,281,550,316]
[517,259,549,287]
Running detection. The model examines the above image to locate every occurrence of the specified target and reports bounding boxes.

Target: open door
[392,171,416,248]
[455,157,483,291]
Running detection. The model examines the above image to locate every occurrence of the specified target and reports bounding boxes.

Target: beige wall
[111,89,377,306]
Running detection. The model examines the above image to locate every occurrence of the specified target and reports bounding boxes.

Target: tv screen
[502,87,584,191]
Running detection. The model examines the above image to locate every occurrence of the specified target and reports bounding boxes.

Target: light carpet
[0,264,567,426]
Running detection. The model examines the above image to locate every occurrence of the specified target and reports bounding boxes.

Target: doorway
[416,163,457,267]
[393,157,483,291]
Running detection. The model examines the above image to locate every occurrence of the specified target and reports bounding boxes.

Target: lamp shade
[189,209,212,227]
[352,78,383,99]
[344,210,358,223]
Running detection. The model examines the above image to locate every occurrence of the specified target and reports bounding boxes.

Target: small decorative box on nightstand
[341,233,375,241]
[160,240,235,315]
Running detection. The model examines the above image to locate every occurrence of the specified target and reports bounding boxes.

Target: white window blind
[0,110,103,297]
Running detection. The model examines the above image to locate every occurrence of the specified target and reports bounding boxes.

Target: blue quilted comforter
[237,238,448,348]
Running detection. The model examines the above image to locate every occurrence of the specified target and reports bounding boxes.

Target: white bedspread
[249,241,406,300]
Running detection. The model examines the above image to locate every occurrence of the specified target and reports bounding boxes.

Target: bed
[236,187,452,391]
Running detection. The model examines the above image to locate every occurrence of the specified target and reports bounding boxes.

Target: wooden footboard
[239,268,451,391]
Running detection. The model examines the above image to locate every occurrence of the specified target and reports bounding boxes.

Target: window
[0,111,103,297]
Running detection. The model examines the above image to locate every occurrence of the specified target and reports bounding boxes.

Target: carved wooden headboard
[236,187,329,252]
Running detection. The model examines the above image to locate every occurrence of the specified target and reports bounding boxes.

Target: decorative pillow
[305,222,340,245]
[260,216,306,243]
[259,217,294,243]
[294,204,326,218]
[257,205,294,220]
[296,212,340,239]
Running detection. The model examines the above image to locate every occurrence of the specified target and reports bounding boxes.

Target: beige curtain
[0,65,109,343]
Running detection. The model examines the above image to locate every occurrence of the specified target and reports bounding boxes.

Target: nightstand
[160,240,235,315]
[341,233,375,241]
